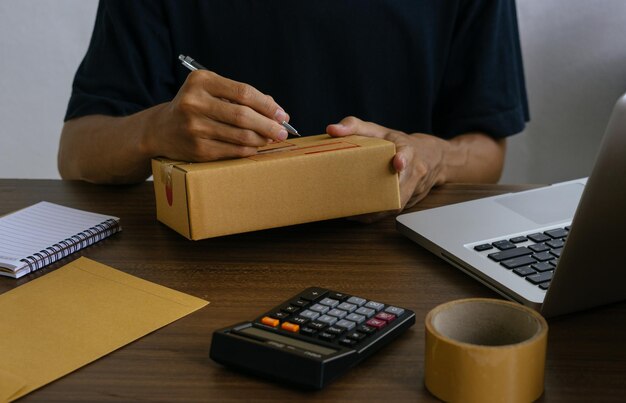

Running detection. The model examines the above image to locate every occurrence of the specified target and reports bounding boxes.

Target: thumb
[326,116,363,137]
[393,151,407,173]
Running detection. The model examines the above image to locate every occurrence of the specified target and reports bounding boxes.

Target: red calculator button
[375,312,396,322]
[281,322,300,333]
[365,318,387,329]
[261,316,280,327]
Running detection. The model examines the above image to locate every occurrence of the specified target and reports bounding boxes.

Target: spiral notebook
[0,202,121,279]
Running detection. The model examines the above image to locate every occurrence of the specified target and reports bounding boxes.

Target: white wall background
[502,0,626,184]
[0,0,98,179]
[1,0,626,183]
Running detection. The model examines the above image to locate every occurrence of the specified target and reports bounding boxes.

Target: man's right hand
[59,70,292,184]
[144,69,291,162]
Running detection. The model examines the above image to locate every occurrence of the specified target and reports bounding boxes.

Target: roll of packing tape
[425,298,548,403]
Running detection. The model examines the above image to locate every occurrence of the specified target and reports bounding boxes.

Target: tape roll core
[425,298,548,403]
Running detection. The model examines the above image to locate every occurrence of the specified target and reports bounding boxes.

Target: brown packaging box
[151,134,400,240]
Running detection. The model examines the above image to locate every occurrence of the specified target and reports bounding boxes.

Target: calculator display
[240,327,337,356]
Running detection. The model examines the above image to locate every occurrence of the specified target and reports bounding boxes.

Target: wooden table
[1,179,625,402]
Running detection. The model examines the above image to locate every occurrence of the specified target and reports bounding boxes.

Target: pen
[178,54,300,136]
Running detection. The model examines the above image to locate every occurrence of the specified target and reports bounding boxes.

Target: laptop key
[492,240,516,250]
[531,262,553,272]
[529,243,550,253]
[513,266,536,277]
[501,255,537,269]
[526,271,553,285]
[550,247,563,258]
[539,282,551,290]
[546,239,565,249]
[509,236,528,244]
[532,252,555,262]
[527,233,551,243]
[545,228,568,239]
[488,247,533,262]
[474,243,494,252]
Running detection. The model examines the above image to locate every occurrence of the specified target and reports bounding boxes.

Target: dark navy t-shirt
[66,0,529,139]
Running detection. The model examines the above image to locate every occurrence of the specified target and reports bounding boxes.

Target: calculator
[209,287,415,389]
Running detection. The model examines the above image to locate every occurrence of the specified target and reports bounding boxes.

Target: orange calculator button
[281,322,300,333]
[261,316,280,327]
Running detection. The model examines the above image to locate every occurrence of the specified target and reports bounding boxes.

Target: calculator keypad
[256,288,407,349]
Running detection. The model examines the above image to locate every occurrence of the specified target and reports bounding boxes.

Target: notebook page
[0,202,119,268]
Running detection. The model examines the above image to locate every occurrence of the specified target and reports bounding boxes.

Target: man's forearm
[58,107,162,184]
[442,132,507,184]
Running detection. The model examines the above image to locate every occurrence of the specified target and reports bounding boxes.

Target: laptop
[396,93,626,317]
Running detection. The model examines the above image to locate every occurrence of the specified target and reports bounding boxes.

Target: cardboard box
[151,134,400,240]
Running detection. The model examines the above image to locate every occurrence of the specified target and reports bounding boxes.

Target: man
[59,1,528,215]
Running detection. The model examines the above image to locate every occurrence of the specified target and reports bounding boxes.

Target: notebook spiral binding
[19,218,121,274]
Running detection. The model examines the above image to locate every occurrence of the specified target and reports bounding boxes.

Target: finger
[191,117,270,147]
[204,97,288,142]
[326,116,391,138]
[196,70,287,123]
[393,152,407,173]
[182,137,259,162]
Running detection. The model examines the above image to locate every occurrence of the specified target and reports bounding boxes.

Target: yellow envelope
[0,257,208,402]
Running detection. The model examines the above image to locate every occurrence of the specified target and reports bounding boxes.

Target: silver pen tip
[282,121,300,136]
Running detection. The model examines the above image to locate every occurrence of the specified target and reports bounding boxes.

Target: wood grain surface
[1,180,624,402]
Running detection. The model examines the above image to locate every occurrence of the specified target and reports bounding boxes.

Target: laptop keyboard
[472,226,570,291]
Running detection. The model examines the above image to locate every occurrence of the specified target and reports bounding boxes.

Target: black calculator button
[318,332,336,341]
[282,305,301,314]
[270,311,289,320]
[339,337,357,347]
[291,316,309,326]
[326,326,345,335]
[356,324,376,334]
[328,292,349,301]
[300,327,317,337]
[308,321,328,331]
[300,288,328,301]
[292,299,309,307]
[346,331,366,341]
[375,312,396,322]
